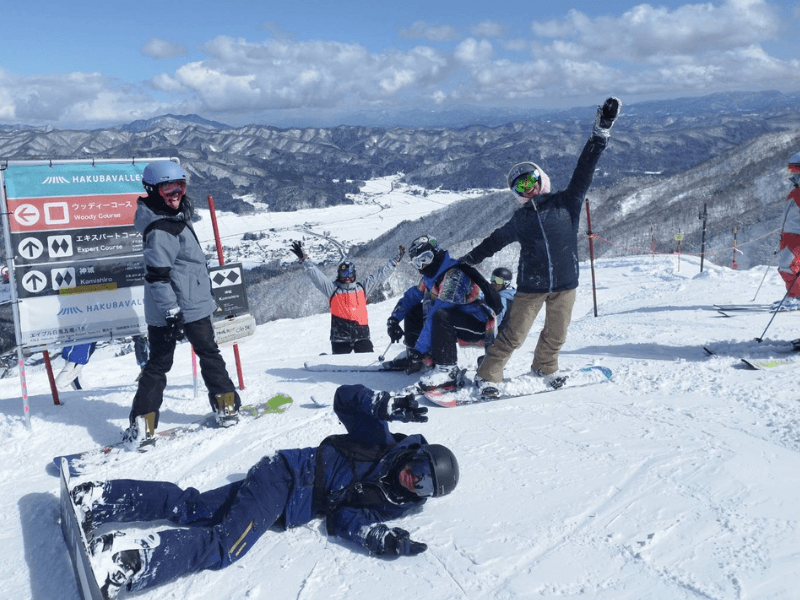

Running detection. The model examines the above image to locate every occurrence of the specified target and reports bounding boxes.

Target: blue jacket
[390,252,491,354]
[277,385,427,549]
[464,136,608,294]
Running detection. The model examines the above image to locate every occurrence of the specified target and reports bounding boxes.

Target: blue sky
[1,0,798,128]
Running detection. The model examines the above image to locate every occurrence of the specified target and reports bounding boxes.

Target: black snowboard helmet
[337,261,356,283]
[421,443,459,497]
[491,267,513,288]
[409,235,445,277]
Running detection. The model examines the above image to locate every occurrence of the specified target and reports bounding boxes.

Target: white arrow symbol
[19,237,44,260]
[14,204,40,227]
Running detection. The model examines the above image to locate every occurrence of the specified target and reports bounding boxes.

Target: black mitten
[365,525,427,556]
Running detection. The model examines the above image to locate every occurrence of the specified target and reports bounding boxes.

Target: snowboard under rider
[125,160,241,444]
[460,97,622,397]
[385,235,497,390]
[291,241,405,354]
[68,384,459,598]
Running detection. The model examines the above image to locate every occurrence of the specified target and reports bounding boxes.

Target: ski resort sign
[0,159,175,350]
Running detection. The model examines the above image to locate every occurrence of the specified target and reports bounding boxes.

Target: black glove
[593,97,621,138]
[394,245,406,264]
[290,241,306,262]
[365,525,427,556]
[387,317,404,343]
[164,310,185,343]
[374,392,428,423]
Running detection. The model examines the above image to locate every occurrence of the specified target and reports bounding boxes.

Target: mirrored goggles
[159,180,187,197]
[491,275,506,285]
[410,250,435,270]
[513,173,539,196]
[338,266,355,280]
[409,454,435,497]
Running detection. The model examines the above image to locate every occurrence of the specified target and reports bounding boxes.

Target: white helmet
[507,162,551,205]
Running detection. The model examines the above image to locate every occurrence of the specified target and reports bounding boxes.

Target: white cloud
[531,0,781,61]
[0,68,166,125]
[141,37,188,59]
[471,20,506,38]
[0,1,798,127]
[399,21,459,43]
[151,36,452,110]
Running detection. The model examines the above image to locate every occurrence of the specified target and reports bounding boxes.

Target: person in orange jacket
[291,241,404,354]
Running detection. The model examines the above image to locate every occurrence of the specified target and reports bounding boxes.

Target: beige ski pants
[476,288,577,383]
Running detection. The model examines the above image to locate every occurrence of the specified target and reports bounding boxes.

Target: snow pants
[332,339,374,354]
[92,455,293,593]
[401,304,485,365]
[131,316,240,425]
[476,289,576,383]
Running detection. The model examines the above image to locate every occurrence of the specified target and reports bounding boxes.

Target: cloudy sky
[1,0,798,128]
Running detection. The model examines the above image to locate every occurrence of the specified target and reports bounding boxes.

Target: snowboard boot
[530,369,568,389]
[474,374,500,398]
[214,392,240,427]
[122,412,156,449]
[419,364,461,392]
[90,531,156,600]
[71,481,106,538]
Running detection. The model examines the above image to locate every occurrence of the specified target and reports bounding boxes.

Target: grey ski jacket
[134,195,217,326]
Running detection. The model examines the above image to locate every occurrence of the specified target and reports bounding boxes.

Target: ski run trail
[2,253,800,600]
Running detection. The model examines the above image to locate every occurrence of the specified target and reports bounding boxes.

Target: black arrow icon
[25,273,44,291]
[21,239,41,258]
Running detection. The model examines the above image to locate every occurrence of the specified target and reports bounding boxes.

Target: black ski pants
[332,339,374,354]
[402,304,485,365]
[131,316,240,426]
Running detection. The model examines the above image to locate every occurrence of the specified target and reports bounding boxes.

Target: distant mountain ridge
[2,90,799,274]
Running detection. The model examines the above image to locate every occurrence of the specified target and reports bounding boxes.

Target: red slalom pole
[585,200,599,317]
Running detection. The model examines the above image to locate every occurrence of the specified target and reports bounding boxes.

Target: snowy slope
[2,251,800,600]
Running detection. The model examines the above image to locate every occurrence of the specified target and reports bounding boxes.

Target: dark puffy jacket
[276,384,427,550]
[464,135,608,294]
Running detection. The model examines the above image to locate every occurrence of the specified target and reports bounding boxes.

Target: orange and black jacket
[301,257,399,343]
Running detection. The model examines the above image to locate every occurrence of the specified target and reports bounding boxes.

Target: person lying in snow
[68,384,459,598]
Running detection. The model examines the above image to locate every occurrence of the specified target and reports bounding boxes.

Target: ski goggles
[512,173,539,196]
[491,275,506,285]
[338,266,355,280]
[408,452,435,497]
[158,180,187,198]
[410,250,435,270]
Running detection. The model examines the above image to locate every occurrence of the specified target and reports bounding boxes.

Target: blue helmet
[142,161,187,194]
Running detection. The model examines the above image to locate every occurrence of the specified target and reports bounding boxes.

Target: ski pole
[751,260,773,302]
[755,270,800,342]
[378,340,393,362]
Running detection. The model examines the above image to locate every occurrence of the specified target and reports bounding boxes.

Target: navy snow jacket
[276,384,428,550]
[464,135,608,294]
